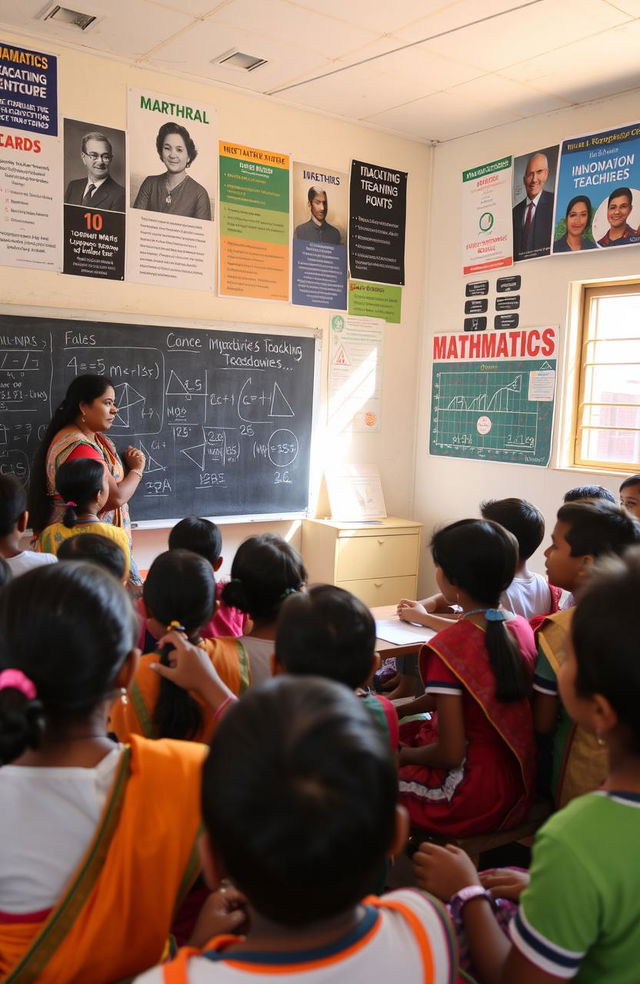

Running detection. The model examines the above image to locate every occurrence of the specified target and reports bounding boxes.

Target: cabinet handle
[374,582,383,588]
[377,539,385,545]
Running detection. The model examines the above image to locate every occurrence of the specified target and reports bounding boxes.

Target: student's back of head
[480,497,544,563]
[0,473,27,538]
[57,532,126,581]
[202,676,397,926]
[431,519,529,703]
[276,585,375,689]
[168,515,222,568]
[563,484,616,505]
[557,501,640,559]
[571,547,640,755]
[221,533,307,623]
[0,562,136,763]
[55,458,106,528]
[143,549,216,740]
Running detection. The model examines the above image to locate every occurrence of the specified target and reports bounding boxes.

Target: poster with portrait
[63,118,125,280]
[554,123,640,253]
[462,156,513,275]
[0,41,61,271]
[349,160,406,286]
[127,88,216,291]
[511,145,558,262]
[291,163,347,309]
[292,162,347,310]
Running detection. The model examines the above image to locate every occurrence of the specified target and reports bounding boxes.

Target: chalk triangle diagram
[334,344,350,367]
[139,442,165,474]
[180,437,206,471]
[269,382,294,418]
[166,370,192,398]
[113,382,145,428]
[539,361,553,370]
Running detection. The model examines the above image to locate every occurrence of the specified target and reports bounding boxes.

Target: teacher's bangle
[131,469,144,479]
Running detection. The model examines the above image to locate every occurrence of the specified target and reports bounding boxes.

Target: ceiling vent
[38,4,98,31]
[212,49,268,72]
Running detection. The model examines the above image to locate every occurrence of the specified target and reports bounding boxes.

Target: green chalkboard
[429,357,556,466]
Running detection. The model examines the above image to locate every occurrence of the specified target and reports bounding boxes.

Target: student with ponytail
[38,458,131,581]
[398,519,537,836]
[219,533,307,686]
[110,549,251,744]
[0,562,205,983]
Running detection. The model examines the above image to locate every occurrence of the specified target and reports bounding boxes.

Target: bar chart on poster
[0,311,318,524]
[428,329,557,467]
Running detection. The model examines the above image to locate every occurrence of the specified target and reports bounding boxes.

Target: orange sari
[0,735,204,984]
[110,638,250,744]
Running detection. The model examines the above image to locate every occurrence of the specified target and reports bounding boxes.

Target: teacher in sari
[28,374,145,582]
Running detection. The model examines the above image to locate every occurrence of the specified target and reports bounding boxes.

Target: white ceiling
[1,0,639,142]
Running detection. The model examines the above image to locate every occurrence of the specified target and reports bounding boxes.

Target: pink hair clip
[0,669,37,701]
[65,500,78,507]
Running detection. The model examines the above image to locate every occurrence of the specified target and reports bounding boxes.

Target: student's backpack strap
[366,897,436,984]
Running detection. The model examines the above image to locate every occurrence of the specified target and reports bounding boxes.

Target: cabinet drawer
[336,534,420,580]
[337,575,417,607]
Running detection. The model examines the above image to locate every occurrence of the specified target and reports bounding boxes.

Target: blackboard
[0,312,318,524]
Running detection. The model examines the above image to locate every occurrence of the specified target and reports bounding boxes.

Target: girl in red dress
[398,519,537,836]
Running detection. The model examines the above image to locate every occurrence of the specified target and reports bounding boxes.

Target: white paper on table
[375,618,436,645]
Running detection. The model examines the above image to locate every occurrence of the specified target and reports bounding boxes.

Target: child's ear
[17,510,29,534]
[388,804,410,858]
[577,554,595,583]
[115,649,140,690]
[213,556,223,572]
[591,692,618,739]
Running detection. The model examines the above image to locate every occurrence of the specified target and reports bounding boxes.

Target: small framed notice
[325,464,387,520]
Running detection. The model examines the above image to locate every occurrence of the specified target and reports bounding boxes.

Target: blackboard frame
[0,305,321,529]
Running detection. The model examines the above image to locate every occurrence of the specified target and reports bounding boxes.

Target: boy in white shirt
[0,474,56,577]
[135,677,458,984]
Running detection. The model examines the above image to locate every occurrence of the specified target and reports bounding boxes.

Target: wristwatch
[449,885,494,925]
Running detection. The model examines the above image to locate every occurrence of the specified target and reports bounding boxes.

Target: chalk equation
[0,316,316,520]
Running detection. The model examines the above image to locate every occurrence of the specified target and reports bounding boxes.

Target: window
[574,282,640,471]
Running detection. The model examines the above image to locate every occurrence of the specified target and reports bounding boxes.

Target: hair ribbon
[485,609,507,622]
[65,500,78,507]
[0,669,37,700]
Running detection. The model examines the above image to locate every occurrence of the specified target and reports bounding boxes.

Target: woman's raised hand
[123,446,146,472]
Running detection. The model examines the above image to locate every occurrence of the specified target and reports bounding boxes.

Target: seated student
[563,484,616,504]
[619,473,640,520]
[110,549,250,744]
[38,459,131,581]
[57,531,127,582]
[397,519,537,837]
[219,534,307,686]
[480,498,561,619]
[135,676,458,984]
[0,563,204,983]
[413,547,640,984]
[136,517,247,654]
[397,497,559,628]
[0,473,56,577]
[275,584,399,749]
[534,501,640,807]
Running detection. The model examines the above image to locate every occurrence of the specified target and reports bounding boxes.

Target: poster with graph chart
[429,327,557,466]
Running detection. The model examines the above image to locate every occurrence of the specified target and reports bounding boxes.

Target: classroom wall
[1,29,432,575]
[416,88,640,594]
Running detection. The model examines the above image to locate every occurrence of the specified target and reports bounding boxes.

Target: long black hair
[221,534,307,624]
[28,375,114,534]
[144,549,216,741]
[0,562,136,763]
[431,519,529,703]
[56,458,105,527]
